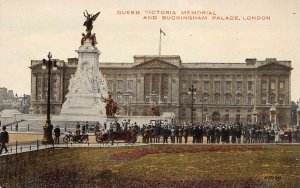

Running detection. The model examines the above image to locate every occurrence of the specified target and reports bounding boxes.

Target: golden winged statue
[82,10,100,46]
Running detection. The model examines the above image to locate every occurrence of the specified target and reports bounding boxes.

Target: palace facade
[29,55,293,125]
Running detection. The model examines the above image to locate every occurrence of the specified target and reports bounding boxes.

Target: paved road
[0,141,148,156]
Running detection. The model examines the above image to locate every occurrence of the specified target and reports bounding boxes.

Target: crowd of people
[93,120,300,144]
[21,120,300,146]
[137,121,300,144]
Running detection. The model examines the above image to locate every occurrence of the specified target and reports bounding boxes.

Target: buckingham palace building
[29,55,293,125]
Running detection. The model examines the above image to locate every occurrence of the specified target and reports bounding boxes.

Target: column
[140,74,145,102]
[32,73,37,101]
[275,76,279,103]
[150,74,153,93]
[266,75,269,104]
[168,75,172,103]
[159,74,162,103]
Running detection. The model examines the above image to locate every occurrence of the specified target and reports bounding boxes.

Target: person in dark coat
[162,127,169,143]
[215,127,221,143]
[231,127,237,143]
[0,126,9,154]
[236,126,242,144]
[199,126,204,143]
[221,126,226,144]
[288,130,292,143]
[183,126,189,144]
[54,125,61,144]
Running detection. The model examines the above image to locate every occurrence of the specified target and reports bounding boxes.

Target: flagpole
[159,29,162,55]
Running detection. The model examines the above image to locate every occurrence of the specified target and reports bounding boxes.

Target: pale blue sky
[0,0,299,101]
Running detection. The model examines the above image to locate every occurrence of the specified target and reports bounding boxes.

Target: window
[182,80,187,89]
[181,95,186,103]
[270,82,275,90]
[117,80,123,89]
[279,82,284,90]
[127,80,133,90]
[279,97,284,105]
[270,96,276,104]
[116,95,122,103]
[225,95,231,104]
[204,81,209,91]
[214,95,219,104]
[225,81,231,91]
[262,82,267,89]
[236,81,242,90]
[247,96,252,105]
[261,98,266,105]
[261,82,267,94]
[215,81,220,92]
[192,80,198,89]
[247,114,252,122]
[236,96,241,105]
[203,97,209,104]
[247,81,253,91]
[125,95,132,103]
[108,80,113,91]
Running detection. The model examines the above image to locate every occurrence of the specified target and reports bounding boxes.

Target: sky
[0,0,299,102]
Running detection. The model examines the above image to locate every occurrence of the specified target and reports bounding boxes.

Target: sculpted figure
[82,10,100,45]
[148,105,160,116]
[104,94,118,117]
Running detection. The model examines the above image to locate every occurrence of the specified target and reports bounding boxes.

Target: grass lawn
[0,144,299,187]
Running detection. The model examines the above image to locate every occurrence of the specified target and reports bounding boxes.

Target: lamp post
[199,96,205,123]
[41,52,57,145]
[23,94,27,114]
[297,98,300,126]
[188,85,196,125]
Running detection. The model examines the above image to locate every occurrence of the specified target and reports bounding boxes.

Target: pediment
[257,62,292,70]
[132,59,179,69]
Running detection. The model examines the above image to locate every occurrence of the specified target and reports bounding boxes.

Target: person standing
[0,126,9,154]
[183,126,189,144]
[85,121,89,133]
[288,130,292,143]
[15,122,19,132]
[54,125,61,144]
[75,122,81,135]
[82,124,86,134]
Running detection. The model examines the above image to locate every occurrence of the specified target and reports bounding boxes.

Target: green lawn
[0,144,299,187]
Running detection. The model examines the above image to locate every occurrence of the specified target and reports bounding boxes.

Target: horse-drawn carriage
[95,130,137,143]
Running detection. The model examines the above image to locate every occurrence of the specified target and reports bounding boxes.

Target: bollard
[30,145,31,150]
[65,125,67,132]
[20,146,22,152]
[37,140,39,151]
[27,124,30,132]
[15,141,18,158]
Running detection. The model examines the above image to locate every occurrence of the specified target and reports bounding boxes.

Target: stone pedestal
[60,39,108,120]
